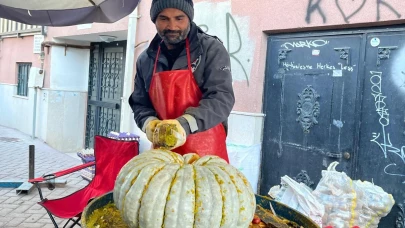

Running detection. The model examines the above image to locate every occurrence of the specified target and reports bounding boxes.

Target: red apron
[149,39,229,162]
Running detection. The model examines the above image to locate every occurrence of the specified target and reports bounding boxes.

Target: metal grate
[85,43,125,148]
[17,63,31,96]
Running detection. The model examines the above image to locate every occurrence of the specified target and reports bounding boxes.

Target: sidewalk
[0,125,89,228]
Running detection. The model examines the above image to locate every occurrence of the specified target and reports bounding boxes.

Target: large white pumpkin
[114,149,256,228]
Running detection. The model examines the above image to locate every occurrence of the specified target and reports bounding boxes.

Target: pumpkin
[114,149,256,228]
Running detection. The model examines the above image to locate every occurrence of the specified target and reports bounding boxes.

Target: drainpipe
[33,26,46,139]
[120,7,140,132]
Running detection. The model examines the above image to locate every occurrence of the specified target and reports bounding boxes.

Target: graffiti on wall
[194,1,255,85]
[369,71,405,182]
[306,0,401,24]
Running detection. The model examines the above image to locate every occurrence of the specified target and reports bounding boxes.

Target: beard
[158,24,190,46]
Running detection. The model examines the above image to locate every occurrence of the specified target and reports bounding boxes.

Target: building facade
[1,0,405,226]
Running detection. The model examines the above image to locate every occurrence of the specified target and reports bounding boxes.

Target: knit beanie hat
[150,0,194,22]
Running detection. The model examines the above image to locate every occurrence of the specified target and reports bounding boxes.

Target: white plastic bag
[312,162,357,228]
[269,175,325,227]
[352,180,395,228]
[313,162,395,228]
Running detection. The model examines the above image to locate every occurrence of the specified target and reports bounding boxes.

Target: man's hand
[153,119,186,150]
[145,119,161,143]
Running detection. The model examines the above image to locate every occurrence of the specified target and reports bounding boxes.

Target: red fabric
[149,39,229,162]
[37,136,138,219]
[28,162,96,183]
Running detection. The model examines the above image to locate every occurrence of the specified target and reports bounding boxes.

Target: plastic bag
[352,180,395,227]
[313,162,395,228]
[269,175,325,226]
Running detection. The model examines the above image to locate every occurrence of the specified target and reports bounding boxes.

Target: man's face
[155,8,190,48]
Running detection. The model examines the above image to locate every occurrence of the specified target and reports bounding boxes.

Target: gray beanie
[150,0,194,22]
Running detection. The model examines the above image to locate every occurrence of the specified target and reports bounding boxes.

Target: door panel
[262,30,405,227]
[85,41,126,148]
[261,35,362,193]
[359,33,405,227]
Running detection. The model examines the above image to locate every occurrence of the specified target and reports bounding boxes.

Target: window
[17,63,31,96]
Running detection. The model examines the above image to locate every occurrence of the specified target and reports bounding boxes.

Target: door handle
[326,152,342,159]
[326,152,351,160]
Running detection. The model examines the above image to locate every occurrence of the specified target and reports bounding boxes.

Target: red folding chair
[29,135,138,228]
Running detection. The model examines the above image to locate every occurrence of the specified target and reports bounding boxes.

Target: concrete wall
[43,45,90,152]
[0,36,42,136]
[0,84,33,135]
[0,36,90,152]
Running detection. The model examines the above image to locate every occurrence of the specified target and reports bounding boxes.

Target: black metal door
[85,41,126,148]
[261,31,405,227]
[261,35,363,192]
[357,33,405,227]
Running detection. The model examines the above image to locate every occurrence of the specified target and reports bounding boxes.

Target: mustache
[163,29,181,35]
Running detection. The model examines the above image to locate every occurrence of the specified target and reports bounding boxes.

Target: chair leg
[70,217,81,227]
[46,211,59,228]
[62,217,81,228]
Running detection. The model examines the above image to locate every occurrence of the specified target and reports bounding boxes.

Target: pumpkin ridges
[194,166,209,228]
[115,160,161,209]
[115,151,174,196]
[173,165,195,227]
[193,156,214,166]
[206,166,240,227]
[122,163,166,227]
[194,156,227,166]
[183,153,200,164]
[194,166,221,228]
[161,166,184,227]
[139,164,181,228]
[162,165,193,228]
[234,169,256,210]
[114,150,256,228]
[216,164,256,227]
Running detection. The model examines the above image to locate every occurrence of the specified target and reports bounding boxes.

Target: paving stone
[0,208,13,217]
[9,204,31,213]
[24,213,44,223]
[19,222,47,228]
[0,214,13,223]
[0,125,84,227]
[4,217,26,226]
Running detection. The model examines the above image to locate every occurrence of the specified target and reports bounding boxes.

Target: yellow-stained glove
[153,119,186,150]
[145,119,161,143]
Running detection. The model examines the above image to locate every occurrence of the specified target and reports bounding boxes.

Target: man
[129,0,234,162]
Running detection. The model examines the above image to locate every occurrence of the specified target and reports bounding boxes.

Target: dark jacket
[129,22,235,135]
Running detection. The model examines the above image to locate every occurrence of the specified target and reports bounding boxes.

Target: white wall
[0,83,34,135]
[50,45,90,92]
[42,45,90,152]
[45,90,87,152]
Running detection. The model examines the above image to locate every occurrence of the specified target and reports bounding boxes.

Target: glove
[145,119,161,143]
[153,119,186,150]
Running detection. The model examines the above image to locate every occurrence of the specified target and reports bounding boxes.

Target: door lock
[343,152,351,160]
[326,151,351,160]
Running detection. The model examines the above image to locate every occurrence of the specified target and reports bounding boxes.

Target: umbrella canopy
[0,0,140,26]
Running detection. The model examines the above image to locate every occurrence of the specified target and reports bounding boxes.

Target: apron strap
[153,39,192,75]
[185,39,192,71]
